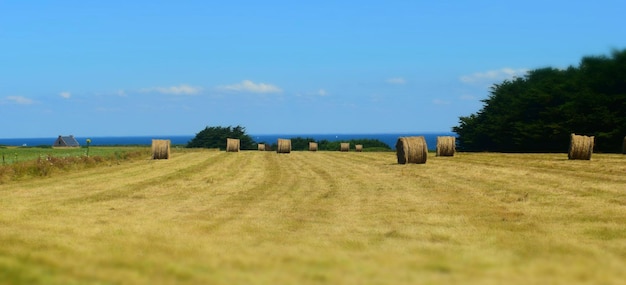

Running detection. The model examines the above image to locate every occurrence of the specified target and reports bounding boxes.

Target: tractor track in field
[61,151,227,204]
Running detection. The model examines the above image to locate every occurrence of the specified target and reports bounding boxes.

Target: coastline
[0,132,457,150]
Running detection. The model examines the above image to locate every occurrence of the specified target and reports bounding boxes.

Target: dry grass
[1,151,626,284]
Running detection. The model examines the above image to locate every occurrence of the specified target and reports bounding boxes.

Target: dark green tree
[454,49,626,153]
[290,137,317,151]
[186,125,255,150]
[317,139,391,151]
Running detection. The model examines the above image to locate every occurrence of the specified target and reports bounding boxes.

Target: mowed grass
[0,150,625,284]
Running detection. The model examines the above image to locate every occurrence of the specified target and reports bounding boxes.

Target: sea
[0,132,457,150]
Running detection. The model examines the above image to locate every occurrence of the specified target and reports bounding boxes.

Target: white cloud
[369,94,383,102]
[219,80,282,93]
[116,90,127,97]
[95,106,123,113]
[459,94,477,101]
[142,84,202,95]
[5,96,35,105]
[386,77,406,85]
[294,89,329,98]
[432,99,451,105]
[60,92,71,99]
[460,68,528,84]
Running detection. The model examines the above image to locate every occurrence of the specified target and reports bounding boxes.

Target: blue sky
[1,1,625,138]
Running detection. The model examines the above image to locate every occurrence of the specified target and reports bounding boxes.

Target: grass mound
[0,148,150,183]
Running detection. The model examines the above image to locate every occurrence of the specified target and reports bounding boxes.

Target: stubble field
[1,149,625,284]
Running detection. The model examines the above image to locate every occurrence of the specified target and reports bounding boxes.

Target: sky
[1,1,625,138]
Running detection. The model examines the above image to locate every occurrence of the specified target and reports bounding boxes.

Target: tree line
[453,49,626,152]
[186,126,391,151]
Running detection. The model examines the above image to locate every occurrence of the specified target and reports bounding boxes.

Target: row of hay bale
[149,137,456,160]
[151,134,607,161]
[258,140,362,153]
[395,136,456,164]
[257,139,292,153]
[339,143,363,152]
[396,133,598,164]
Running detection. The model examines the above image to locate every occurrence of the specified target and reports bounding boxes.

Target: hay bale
[436,136,456,157]
[151,139,171,160]
[277,139,291,154]
[355,144,363,152]
[395,136,427,164]
[226,138,240,152]
[340,143,350,152]
[568,133,594,160]
[309,142,318,152]
[258,143,266,151]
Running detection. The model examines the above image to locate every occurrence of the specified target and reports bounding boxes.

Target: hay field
[1,150,625,284]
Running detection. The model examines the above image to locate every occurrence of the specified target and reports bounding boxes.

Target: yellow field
[1,150,625,284]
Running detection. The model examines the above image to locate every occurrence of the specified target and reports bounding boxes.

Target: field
[1,149,625,284]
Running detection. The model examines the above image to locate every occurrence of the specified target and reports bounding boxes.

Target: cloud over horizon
[460,68,528,84]
[5,96,35,105]
[218,80,282,94]
[386,77,406,85]
[142,84,202,95]
[432,99,451,105]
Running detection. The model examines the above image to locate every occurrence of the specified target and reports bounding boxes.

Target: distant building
[53,135,80,147]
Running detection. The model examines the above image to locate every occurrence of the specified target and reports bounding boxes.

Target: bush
[187,125,255,150]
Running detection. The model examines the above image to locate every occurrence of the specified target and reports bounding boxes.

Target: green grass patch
[0,146,150,183]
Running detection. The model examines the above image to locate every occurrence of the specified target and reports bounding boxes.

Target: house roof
[55,135,80,147]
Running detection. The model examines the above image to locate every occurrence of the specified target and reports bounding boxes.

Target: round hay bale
[151,139,171,160]
[258,143,266,151]
[395,136,427,164]
[277,139,291,154]
[436,136,456,157]
[309,142,318,152]
[340,142,350,152]
[226,138,240,152]
[568,133,594,160]
[355,144,363,152]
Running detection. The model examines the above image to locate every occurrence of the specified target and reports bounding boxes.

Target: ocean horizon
[0,132,457,150]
